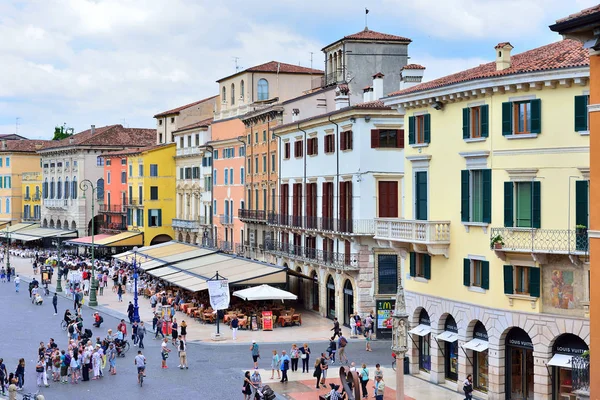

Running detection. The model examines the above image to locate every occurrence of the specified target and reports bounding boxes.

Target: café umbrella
[232,284,298,301]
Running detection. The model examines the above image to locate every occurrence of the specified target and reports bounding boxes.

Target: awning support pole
[460,345,473,366]
[433,337,445,358]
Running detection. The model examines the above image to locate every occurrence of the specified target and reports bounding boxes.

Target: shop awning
[10,227,77,242]
[462,338,489,352]
[96,231,143,247]
[66,234,112,246]
[408,324,432,337]
[436,331,459,343]
[0,222,38,234]
[547,354,574,369]
[286,268,316,281]
[114,241,215,269]
[0,221,10,230]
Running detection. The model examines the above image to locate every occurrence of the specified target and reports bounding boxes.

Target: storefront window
[420,334,431,372]
[475,351,488,391]
[506,328,534,400]
[442,315,459,381]
[550,333,588,400]
[326,276,335,319]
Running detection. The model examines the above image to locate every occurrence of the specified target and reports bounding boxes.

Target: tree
[53,124,75,140]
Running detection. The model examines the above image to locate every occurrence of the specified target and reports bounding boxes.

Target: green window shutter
[481,105,489,138]
[462,108,470,139]
[504,182,514,227]
[502,102,513,136]
[575,180,589,227]
[481,261,490,290]
[530,99,541,134]
[574,95,589,132]
[409,253,416,277]
[503,265,514,294]
[423,254,431,280]
[147,209,151,226]
[532,181,541,228]
[482,169,492,223]
[408,116,415,145]
[529,267,540,298]
[415,171,428,220]
[463,258,470,286]
[158,209,162,226]
[424,114,431,144]
[460,170,470,222]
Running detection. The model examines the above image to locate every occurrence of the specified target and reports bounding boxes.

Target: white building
[268,79,406,326]
[39,125,155,237]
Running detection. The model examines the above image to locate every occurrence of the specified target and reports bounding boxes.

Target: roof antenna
[365,8,369,30]
[233,57,241,72]
[15,117,20,135]
[310,52,313,69]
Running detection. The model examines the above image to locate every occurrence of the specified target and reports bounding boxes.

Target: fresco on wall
[551,270,575,309]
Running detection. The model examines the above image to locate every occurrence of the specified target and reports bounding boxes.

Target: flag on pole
[366,8,369,14]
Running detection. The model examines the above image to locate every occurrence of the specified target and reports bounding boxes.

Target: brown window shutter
[292,184,298,218]
[340,132,346,150]
[322,182,328,219]
[314,138,318,155]
[371,129,380,148]
[378,181,388,217]
[348,131,353,150]
[339,182,346,222]
[389,181,398,217]
[347,180,353,222]
[306,140,311,156]
[396,129,405,148]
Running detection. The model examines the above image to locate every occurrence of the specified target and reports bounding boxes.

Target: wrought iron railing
[98,204,127,213]
[219,215,234,225]
[375,218,451,243]
[267,213,375,235]
[98,222,127,232]
[264,240,359,269]
[490,228,589,254]
[238,209,266,222]
[572,355,590,392]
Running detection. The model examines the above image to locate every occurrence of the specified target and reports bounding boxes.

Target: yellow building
[383,40,590,399]
[110,144,176,246]
[0,140,46,225]
[21,171,42,223]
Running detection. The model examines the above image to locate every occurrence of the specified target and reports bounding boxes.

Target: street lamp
[79,179,98,307]
[391,282,409,400]
[126,246,145,323]
[54,238,63,293]
[4,230,10,277]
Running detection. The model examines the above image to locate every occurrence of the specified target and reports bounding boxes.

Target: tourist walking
[154,315,165,339]
[319,353,329,388]
[180,320,187,342]
[0,358,7,395]
[131,321,139,346]
[14,275,19,293]
[117,285,123,302]
[270,350,280,380]
[178,339,188,369]
[250,368,263,399]
[359,363,369,398]
[107,343,117,375]
[290,344,299,372]
[52,293,58,315]
[313,357,322,389]
[250,340,260,369]
[15,358,25,390]
[328,337,337,363]
[463,374,473,400]
[161,338,171,369]
[171,318,178,345]
[127,302,134,323]
[231,315,239,341]
[280,350,290,383]
[331,318,341,339]
[300,343,311,373]
[242,371,253,400]
[337,334,348,364]
[137,322,146,349]
[374,375,385,400]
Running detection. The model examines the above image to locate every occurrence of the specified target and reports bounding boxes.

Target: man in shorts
[134,350,146,384]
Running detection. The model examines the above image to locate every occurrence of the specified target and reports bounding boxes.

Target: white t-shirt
[135,354,146,367]
[161,342,168,353]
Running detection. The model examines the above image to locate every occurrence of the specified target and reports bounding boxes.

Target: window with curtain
[516,182,532,227]
[50,178,55,199]
[64,179,69,199]
[72,177,78,199]
[5,198,9,214]
[231,83,235,105]
[471,170,483,222]
[257,79,269,101]
[57,178,62,199]
[97,178,104,200]
[378,254,398,294]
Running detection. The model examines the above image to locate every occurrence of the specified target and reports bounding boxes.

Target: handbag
[301,354,307,359]
[313,369,318,377]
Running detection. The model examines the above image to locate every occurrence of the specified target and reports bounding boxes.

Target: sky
[0,0,596,139]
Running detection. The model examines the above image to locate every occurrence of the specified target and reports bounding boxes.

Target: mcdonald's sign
[376,299,396,339]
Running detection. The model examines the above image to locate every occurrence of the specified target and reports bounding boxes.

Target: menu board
[376,299,395,339]
[262,311,273,331]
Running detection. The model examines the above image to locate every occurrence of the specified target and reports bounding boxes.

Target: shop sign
[445,316,458,333]
[375,300,395,339]
[474,321,488,341]
[553,334,589,356]
[419,309,430,326]
[506,328,534,349]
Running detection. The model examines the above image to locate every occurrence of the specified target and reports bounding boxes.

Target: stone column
[533,349,552,400]
[391,284,409,400]
[429,329,444,384]
[487,341,504,400]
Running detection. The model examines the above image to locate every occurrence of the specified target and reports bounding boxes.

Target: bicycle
[60,320,68,330]
[391,352,397,371]
[22,390,40,400]
[138,368,144,387]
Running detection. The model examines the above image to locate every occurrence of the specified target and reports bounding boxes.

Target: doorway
[343,279,354,326]
[326,275,335,319]
[506,327,534,400]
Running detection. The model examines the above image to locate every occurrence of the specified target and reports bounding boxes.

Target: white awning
[436,330,459,343]
[547,354,574,369]
[408,324,431,337]
[462,338,489,352]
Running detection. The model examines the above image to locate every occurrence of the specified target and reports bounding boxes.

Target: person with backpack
[463,374,473,400]
[331,318,341,339]
[360,363,369,398]
[328,337,337,364]
[279,350,290,383]
[337,334,348,364]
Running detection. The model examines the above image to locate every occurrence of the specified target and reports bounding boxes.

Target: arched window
[97,178,104,200]
[257,79,269,101]
[64,178,69,199]
[231,83,235,105]
[240,80,245,101]
[222,86,226,103]
[72,177,78,199]
[43,179,48,199]
[50,178,55,199]
[5,198,9,214]
[25,186,30,199]
[57,178,62,199]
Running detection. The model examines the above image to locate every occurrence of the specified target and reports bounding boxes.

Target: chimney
[1,140,6,150]
[495,42,514,71]
[399,64,426,90]
[372,73,384,100]
[363,86,373,102]
[292,108,300,122]
[90,125,96,135]
[69,137,74,144]
[334,84,350,111]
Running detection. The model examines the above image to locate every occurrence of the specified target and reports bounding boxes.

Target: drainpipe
[206,144,215,243]
[249,126,254,209]
[297,122,308,245]
[328,115,341,258]
[236,135,246,247]
[272,130,282,250]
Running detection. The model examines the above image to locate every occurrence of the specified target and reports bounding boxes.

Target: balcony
[374,218,451,258]
[238,209,266,224]
[98,204,127,214]
[128,199,144,208]
[22,215,40,223]
[324,69,345,86]
[267,213,375,236]
[98,222,127,234]
[43,199,69,209]
[489,227,589,264]
[219,215,234,225]
[172,217,209,231]
[264,240,359,270]
[32,195,41,202]
[175,147,202,157]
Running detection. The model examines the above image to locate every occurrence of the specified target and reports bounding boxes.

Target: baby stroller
[80,328,93,343]
[33,293,44,305]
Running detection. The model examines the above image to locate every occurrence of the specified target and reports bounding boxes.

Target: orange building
[210,118,246,249]
[551,6,600,398]
[99,153,130,233]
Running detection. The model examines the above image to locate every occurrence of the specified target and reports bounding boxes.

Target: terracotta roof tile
[323,28,411,50]
[388,39,588,97]
[102,143,172,158]
[218,61,323,82]
[555,4,600,23]
[353,100,391,109]
[373,72,385,78]
[0,139,49,153]
[494,42,513,49]
[154,95,218,118]
[402,64,426,70]
[41,125,156,151]
[172,118,213,134]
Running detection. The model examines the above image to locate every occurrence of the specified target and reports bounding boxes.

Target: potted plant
[490,234,504,250]
[576,224,587,235]
[576,224,588,252]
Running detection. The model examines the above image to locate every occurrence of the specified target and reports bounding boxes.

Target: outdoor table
[278,315,292,327]
[203,313,215,323]
[292,314,302,325]
[187,307,198,316]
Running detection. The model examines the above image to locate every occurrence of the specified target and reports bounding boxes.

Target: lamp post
[128,246,141,323]
[80,179,98,307]
[4,230,10,277]
[55,238,63,293]
[391,282,409,400]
